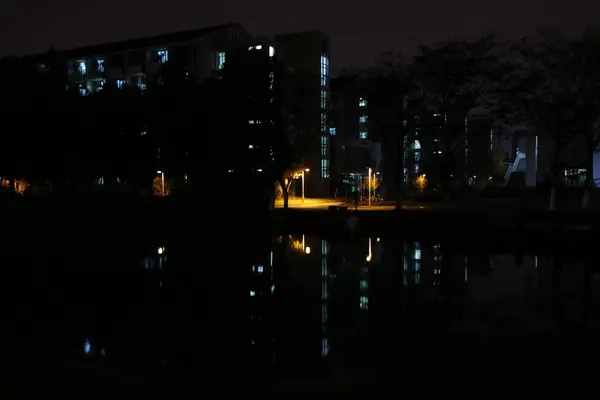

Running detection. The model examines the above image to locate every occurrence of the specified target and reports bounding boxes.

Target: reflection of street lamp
[157,170,165,196]
[302,168,310,203]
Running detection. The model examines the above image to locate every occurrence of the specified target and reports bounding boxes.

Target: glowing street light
[302,168,310,203]
[157,170,165,196]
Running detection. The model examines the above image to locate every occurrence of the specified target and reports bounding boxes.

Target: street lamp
[302,168,310,203]
[157,170,165,196]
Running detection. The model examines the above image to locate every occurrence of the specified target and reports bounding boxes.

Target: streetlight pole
[302,168,309,203]
[157,170,165,196]
[368,167,372,207]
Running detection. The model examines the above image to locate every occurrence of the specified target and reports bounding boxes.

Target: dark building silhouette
[21,24,332,196]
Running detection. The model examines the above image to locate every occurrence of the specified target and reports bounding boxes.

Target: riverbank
[271,207,599,251]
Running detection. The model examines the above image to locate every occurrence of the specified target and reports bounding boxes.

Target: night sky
[2,0,598,70]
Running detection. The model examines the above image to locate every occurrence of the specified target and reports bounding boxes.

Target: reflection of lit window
[322,338,329,357]
[360,296,369,310]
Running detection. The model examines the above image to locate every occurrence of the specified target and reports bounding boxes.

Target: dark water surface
[3,234,600,396]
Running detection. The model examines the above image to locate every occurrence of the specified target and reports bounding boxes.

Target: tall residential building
[330,76,382,196]
[22,25,331,194]
[27,24,251,95]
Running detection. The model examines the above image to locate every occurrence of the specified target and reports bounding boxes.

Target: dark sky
[1,0,598,69]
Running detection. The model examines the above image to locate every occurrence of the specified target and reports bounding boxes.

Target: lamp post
[157,170,165,196]
[368,167,372,207]
[302,168,309,203]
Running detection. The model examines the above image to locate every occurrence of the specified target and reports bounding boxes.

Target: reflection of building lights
[158,247,164,255]
[365,238,372,262]
[305,247,311,254]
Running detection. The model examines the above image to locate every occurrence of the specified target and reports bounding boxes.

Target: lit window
[255,45,263,50]
[360,116,368,123]
[269,46,275,57]
[360,296,369,310]
[360,280,368,289]
[216,52,226,70]
[135,75,146,91]
[320,136,327,156]
[329,127,336,136]
[76,61,86,76]
[84,338,91,354]
[156,49,168,63]
[359,98,367,107]
[250,290,256,297]
[320,159,329,178]
[320,55,329,87]
[96,58,105,73]
[117,79,126,89]
[359,130,368,139]
[413,140,421,150]
[79,87,88,96]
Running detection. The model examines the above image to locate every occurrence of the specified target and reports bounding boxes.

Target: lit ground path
[274,198,425,211]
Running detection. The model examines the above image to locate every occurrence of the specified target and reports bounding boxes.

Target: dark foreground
[1,198,599,396]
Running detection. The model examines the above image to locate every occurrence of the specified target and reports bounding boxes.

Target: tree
[494,33,586,210]
[569,27,600,209]
[409,34,503,197]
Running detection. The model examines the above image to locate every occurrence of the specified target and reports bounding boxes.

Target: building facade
[23,24,331,196]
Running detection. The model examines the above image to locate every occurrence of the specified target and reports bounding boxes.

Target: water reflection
[271,235,600,390]
[6,235,600,390]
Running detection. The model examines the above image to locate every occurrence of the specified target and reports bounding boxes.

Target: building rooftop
[24,23,240,61]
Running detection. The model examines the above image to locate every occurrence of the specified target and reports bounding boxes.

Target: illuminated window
[329,127,336,136]
[96,58,105,73]
[320,54,329,87]
[321,159,329,178]
[156,49,168,63]
[320,90,327,109]
[321,112,327,132]
[360,296,368,310]
[135,75,146,91]
[79,87,88,96]
[360,280,368,289]
[216,52,226,70]
[76,61,86,76]
[359,97,367,107]
[320,136,327,156]
[269,46,275,57]
[84,338,91,354]
[360,116,368,123]
[117,79,126,89]
[359,129,368,140]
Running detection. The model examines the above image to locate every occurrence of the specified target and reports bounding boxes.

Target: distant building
[23,24,331,196]
[27,23,250,95]
[330,76,382,198]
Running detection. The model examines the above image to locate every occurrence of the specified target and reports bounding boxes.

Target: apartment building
[23,24,331,196]
[330,76,382,197]
[26,24,250,95]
